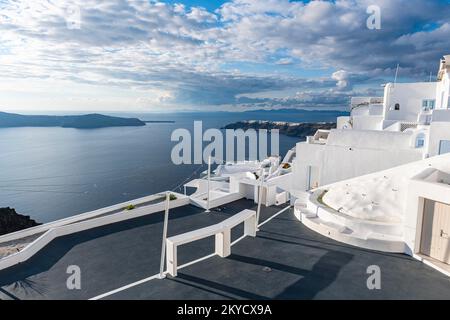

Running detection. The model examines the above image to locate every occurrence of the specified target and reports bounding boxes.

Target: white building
[293,55,450,275]
[293,55,450,191]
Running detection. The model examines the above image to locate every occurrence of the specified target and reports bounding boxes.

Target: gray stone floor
[1,200,449,300]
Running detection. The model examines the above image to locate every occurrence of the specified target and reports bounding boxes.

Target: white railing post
[244,214,257,237]
[158,192,170,279]
[215,229,231,258]
[256,168,264,231]
[166,240,177,277]
[206,156,211,213]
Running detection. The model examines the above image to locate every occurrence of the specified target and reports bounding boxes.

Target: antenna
[393,63,399,87]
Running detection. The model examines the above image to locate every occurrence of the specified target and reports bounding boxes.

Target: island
[0,112,146,129]
[143,120,175,124]
[223,120,336,140]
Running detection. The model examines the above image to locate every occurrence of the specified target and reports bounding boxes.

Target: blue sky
[0,0,449,112]
[162,0,227,11]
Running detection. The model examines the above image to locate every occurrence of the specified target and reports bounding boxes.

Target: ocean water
[0,111,345,223]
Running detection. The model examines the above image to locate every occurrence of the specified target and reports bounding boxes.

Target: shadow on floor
[275,250,353,299]
[0,205,214,289]
[172,273,269,300]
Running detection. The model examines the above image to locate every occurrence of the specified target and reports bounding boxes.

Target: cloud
[217,0,450,75]
[0,0,449,111]
[275,58,294,65]
[186,7,218,23]
[332,70,350,90]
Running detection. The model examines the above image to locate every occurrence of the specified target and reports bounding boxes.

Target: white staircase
[294,193,405,253]
[189,189,243,210]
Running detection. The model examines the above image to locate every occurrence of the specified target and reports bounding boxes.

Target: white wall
[436,70,449,110]
[351,105,370,116]
[369,104,384,115]
[337,116,351,129]
[351,116,383,130]
[293,130,422,191]
[326,129,413,149]
[428,122,450,156]
[383,82,437,122]
[432,109,450,122]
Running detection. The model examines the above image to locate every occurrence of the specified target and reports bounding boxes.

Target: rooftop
[0,199,449,300]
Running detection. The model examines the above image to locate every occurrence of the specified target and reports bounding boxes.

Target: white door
[420,200,450,264]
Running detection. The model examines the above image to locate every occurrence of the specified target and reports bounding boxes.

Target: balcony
[306,129,330,145]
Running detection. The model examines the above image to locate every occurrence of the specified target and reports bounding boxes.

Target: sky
[0,0,449,113]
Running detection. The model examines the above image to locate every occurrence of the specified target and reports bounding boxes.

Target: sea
[0,110,346,223]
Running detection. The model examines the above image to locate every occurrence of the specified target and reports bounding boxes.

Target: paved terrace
[0,199,449,300]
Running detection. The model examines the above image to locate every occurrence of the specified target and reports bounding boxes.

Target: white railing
[166,209,256,277]
[0,193,189,270]
[0,193,186,244]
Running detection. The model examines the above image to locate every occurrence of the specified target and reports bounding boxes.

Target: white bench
[166,209,257,277]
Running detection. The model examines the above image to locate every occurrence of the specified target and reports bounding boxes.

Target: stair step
[300,210,316,218]
[319,220,349,233]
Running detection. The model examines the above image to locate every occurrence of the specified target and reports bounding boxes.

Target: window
[394,103,400,110]
[422,99,435,111]
[439,140,450,155]
[415,133,425,148]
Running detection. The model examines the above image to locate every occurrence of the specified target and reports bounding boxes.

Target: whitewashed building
[293,55,450,275]
[293,55,450,191]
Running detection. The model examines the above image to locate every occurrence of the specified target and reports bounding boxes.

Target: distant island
[143,120,175,124]
[223,120,336,139]
[242,108,348,116]
[0,112,146,129]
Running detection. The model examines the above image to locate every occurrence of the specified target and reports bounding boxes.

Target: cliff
[0,208,41,236]
[223,121,336,139]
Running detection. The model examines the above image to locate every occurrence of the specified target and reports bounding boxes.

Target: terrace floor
[0,199,449,300]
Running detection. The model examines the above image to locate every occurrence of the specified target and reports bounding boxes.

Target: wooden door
[421,200,450,264]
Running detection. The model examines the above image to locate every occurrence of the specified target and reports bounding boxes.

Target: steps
[190,190,243,210]
[301,214,405,252]
[293,196,405,253]
[316,206,404,237]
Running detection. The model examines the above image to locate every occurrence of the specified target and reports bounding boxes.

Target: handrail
[0,195,189,271]
[0,192,186,244]
[166,209,256,277]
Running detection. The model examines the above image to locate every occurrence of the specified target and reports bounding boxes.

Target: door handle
[441,230,449,239]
